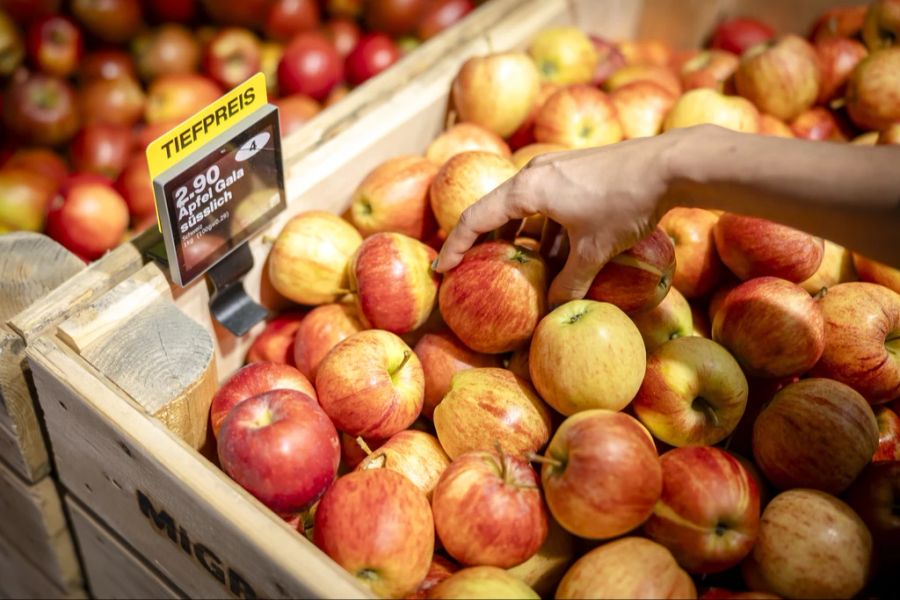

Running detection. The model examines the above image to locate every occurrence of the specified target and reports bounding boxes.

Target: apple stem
[813,287,828,301]
[355,436,373,456]
[829,97,847,110]
[528,452,562,469]
[393,351,412,375]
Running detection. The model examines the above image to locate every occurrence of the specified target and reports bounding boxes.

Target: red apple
[874,406,900,461]
[712,277,825,378]
[789,107,846,141]
[274,93,321,136]
[810,5,868,42]
[710,17,775,55]
[202,27,261,90]
[814,37,868,104]
[714,213,824,282]
[322,18,360,59]
[680,50,739,92]
[148,0,196,22]
[586,227,675,314]
[534,84,622,148]
[604,64,682,97]
[659,207,726,298]
[853,252,900,294]
[80,49,136,82]
[314,469,434,598]
[264,0,320,41]
[355,429,449,499]
[78,76,145,127]
[69,124,132,180]
[46,179,128,260]
[846,47,900,131]
[439,241,545,354]
[245,312,306,366]
[292,303,363,381]
[428,566,538,599]
[799,239,857,295]
[144,74,221,125]
[417,0,474,40]
[71,0,142,44]
[3,73,79,146]
[0,167,57,233]
[425,123,511,166]
[609,80,676,139]
[363,0,426,37]
[115,153,155,220]
[812,282,900,404]
[845,462,900,565]
[5,147,67,190]
[589,35,626,86]
[345,33,400,86]
[133,24,200,82]
[528,26,598,86]
[316,330,423,439]
[663,89,760,133]
[340,432,383,471]
[277,32,343,102]
[863,0,900,51]
[350,155,438,239]
[630,286,694,352]
[26,15,83,78]
[217,389,339,513]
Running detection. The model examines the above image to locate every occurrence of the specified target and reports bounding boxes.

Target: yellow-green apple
[556,537,695,599]
[433,368,551,459]
[413,330,500,419]
[734,35,820,122]
[604,64,682,97]
[644,447,759,574]
[845,462,900,567]
[659,207,726,299]
[268,211,362,305]
[406,555,457,600]
[534,84,623,148]
[874,406,900,461]
[633,336,749,447]
[846,48,900,130]
[5,148,68,191]
[217,389,339,513]
[799,239,856,294]
[811,5,867,42]
[45,178,129,261]
[432,449,548,568]
[348,232,438,334]
[527,26,598,85]
[245,312,305,365]
[537,410,661,539]
[506,517,574,598]
[429,151,516,232]
[451,51,540,138]
[425,123,511,166]
[753,378,878,493]
[510,143,567,169]
[0,168,57,233]
[210,361,316,437]
[663,89,760,133]
[814,37,868,104]
[618,39,674,68]
[507,82,561,150]
[712,277,825,378]
[355,429,450,499]
[439,241,546,354]
[713,213,824,282]
[757,113,794,137]
[609,80,676,139]
[630,287,693,352]
[711,17,774,55]
[748,489,872,599]
[316,330,423,439]
[790,107,847,141]
[589,35,626,85]
[27,15,84,78]
[144,73,222,125]
[680,49,739,92]
[292,303,364,381]
[853,252,900,294]
[349,156,438,240]
[811,282,900,404]
[530,300,645,415]
[314,469,434,598]
[427,566,539,599]
[586,227,676,313]
[863,0,900,51]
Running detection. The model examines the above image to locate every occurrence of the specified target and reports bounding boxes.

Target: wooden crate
[24,0,862,598]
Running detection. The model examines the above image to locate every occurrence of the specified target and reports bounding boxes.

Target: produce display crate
[22,0,863,598]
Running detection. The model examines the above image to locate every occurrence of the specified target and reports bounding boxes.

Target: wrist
[660,124,733,213]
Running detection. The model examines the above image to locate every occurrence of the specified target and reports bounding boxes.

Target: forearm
[664,125,900,265]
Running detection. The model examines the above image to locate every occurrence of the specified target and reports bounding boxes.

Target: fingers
[547,243,603,307]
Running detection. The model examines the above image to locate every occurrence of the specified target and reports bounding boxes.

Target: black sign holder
[207,244,269,337]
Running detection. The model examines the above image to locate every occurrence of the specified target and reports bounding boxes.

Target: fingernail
[430,258,440,271]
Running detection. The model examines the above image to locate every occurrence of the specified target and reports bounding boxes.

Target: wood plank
[66,495,184,600]
[27,336,370,600]
[0,329,49,481]
[0,533,86,600]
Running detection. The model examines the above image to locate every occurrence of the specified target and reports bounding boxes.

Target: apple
[530,300,645,415]
[264,0,319,41]
[506,517,574,598]
[874,406,900,461]
[617,39,673,68]
[846,48,900,131]
[115,153,155,220]
[144,74,221,125]
[609,80,676,139]
[69,124,132,180]
[340,432,383,471]
[202,27,261,90]
[259,41,283,96]
[316,330,423,439]
[811,5,868,42]
[292,303,363,381]
[528,26,598,85]
[853,252,900,294]
[757,113,794,137]
[322,18,360,59]
[663,89,759,133]
[644,447,759,574]
[78,76,145,127]
[586,227,675,314]
[201,0,269,28]
[355,429,449,499]
[790,107,847,141]
[3,73,79,146]
[432,448,548,568]
[507,81,561,150]
[26,15,82,78]
[278,32,343,101]
[148,0,196,22]
[510,143,566,169]
[439,241,545,354]
[218,389,339,513]
[710,17,775,55]
[0,168,56,233]
[604,64,682,97]
[633,336,748,447]
[417,0,474,40]
[814,37,868,104]
[429,150,515,233]
[713,213,824,282]
[0,9,24,77]
[533,84,622,148]
[753,378,878,493]
[273,93,321,136]
[659,207,726,299]
[628,287,694,353]
[363,0,426,37]
[712,277,825,378]
[245,312,306,366]
[557,537,695,599]
[425,123,511,166]
[406,555,458,599]
[350,155,438,239]
[799,239,856,294]
[79,49,136,82]
[589,35,627,86]
[314,469,434,599]
[46,179,128,261]
[345,33,400,86]
[133,24,199,82]
[845,462,900,565]
[451,52,541,138]
[268,211,362,305]
[428,566,538,600]
[537,410,661,539]
[812,282,900,404]
[413,330,500,419]
[680,50,739,92]
[71,0,142,44]
[749,489,872,599]
[880,123,900,145]
[433,368,551,460]
[863,0,900,51]
[348,232,438,334]
[5,148,67,190]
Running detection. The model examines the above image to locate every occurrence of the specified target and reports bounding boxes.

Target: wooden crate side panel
[66,495,184,600]
[27,337,370,600]
[0,532,86,600]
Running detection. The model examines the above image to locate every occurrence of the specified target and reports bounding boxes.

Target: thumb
[547,244,604,307]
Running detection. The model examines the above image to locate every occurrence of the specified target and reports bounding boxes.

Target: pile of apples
[0,0,479,259]
[209,3,900,599]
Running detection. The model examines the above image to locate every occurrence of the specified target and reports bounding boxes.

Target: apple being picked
[633,336,748,447]
[46,178,129,261]
[663,89,759,133]
[846,47,900,131]
[680,50,739,92]
[609,81,676,139]
[527,26,598,85]
[853,252,900,294]
[314,469,433,599]
[429,151,516,233]
[27,15,83,78]
[425,123,511,166]
[874,406,900,462]
[586,227,675,314]
[659,207,726,298]
[710,17,774,55]
[432,448,548,568]
[534,84,623,148]
[245,312,305,366]
[355,429,450,499]
[350,155,438,239]
[346,33,400,86]
[428,566,538,600]
[316,330,423,439]
[217,389,339,513]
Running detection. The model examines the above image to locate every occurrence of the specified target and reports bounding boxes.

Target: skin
[434,124,900,305]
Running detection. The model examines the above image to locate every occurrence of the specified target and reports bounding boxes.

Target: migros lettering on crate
[137,490,258,599]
